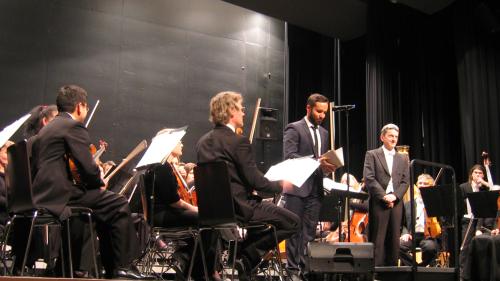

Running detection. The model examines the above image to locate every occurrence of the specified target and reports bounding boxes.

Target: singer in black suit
[363,123,409,266]
[282,93,336,276]
[196,91,300,281]
[28,85,144,279]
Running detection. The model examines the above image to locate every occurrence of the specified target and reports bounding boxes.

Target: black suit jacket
[283,118,329,197]
[196,125,282,222]
[31,114,103,219]
[363,147,409,204]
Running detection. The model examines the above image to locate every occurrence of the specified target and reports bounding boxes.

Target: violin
[68,140,107,185]
[424,216,442,238]
[171,162,197,206]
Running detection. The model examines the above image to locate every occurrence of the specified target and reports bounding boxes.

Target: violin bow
[249,98,261,144]
[85,99,100,128]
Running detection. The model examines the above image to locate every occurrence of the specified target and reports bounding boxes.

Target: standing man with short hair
[363,123,409,266]
[282,93,336,278]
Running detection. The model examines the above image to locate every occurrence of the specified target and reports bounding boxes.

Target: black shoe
[113,266,153,280]
[234,257,252,281]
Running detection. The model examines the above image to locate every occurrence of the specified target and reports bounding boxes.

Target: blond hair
[209,91,243,125]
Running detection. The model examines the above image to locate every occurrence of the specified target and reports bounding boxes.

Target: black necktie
[311,125,319,158]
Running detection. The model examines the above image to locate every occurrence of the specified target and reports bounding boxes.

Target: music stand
[466,190,499,219]
[419,184,455,218]
[327,189,369,241]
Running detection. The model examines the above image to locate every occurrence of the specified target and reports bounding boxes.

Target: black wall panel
[0,0,285,167]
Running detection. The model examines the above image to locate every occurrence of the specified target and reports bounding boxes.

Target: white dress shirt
[382,145,396,194]
[304,116,322,156]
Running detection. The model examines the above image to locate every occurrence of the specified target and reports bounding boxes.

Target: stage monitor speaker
[258,107,278,140]
[307,242,374,274]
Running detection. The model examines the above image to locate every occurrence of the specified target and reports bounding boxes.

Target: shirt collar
[225,123,236,133]
[382,145,396,156]
[65,112,76,120]
[304,116,316,129]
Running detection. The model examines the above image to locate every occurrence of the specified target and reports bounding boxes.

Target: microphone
[332,104,355,112]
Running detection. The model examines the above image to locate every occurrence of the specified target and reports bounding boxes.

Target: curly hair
[209,91,242,125]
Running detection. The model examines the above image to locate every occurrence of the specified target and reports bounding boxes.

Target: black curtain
[453,0,500,184]
[365,0,470,182]
[287,24,336,123]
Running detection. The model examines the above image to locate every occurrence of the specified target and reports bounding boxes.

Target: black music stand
[419,185,455,218]
[467,190,500,219]
[327,188,369,241]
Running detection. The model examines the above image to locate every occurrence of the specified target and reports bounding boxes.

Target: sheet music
[323,177,360,192]
[0,113,31,147]
[135,126,186,169]
[264,156,319,187]
[321,147,344,168]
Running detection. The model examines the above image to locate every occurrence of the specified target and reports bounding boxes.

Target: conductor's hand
[281,180,295,194]
[319,157,337,174]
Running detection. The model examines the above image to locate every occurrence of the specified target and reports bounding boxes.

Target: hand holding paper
[321,147,344,168]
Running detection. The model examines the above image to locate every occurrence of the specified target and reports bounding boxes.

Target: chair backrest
[5,140,36,213]
[141,164,178,227]
[194,161,237,226]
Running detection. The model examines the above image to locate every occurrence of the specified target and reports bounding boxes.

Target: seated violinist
[26,85,146,279]
[399,173,439,266]
[147,129,217,281]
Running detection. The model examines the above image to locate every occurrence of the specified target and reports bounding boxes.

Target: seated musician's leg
[241,201,300,269]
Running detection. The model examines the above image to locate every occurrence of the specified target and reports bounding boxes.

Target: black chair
[138,164,203,279]
[194,161,285,281]
[1,140,99,277]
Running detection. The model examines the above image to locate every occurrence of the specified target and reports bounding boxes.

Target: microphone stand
[333,106,353,242]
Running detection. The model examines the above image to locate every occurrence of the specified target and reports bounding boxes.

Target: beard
[307,114,321,126]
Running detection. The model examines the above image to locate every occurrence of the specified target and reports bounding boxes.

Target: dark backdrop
[0,0,286,167]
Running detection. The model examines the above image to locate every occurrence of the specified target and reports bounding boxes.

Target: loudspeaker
[258,107,278,140]
[307,242,374,274]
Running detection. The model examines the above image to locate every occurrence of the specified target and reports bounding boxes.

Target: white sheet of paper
[135,126,186,169]
[323,177,360,192]
[265,156,320,187]
[0,113,31,147]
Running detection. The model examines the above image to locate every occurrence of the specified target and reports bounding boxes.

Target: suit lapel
[375,147,390,176]
[299,119,317,157]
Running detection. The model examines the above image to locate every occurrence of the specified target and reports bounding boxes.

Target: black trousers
[283,194,320,271]
[242,200,300,268]
[68,188,138,274]
[399,233,438,266]
[369,198,403,266]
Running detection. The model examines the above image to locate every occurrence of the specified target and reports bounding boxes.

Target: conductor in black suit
[196,91,300,281]
[282,93,336,276]
[363,123,409,266]
[29,85,144,279]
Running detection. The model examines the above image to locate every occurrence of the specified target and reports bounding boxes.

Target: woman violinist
[148,129,218,280]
